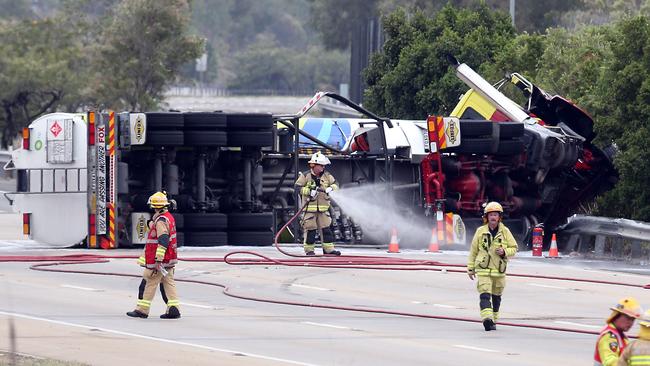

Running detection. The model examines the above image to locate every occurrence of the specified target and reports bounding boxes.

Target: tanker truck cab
[6,113,90,246]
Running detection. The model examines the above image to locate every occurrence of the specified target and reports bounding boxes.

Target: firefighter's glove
[496,247,505,257]
[467,269,475,280]
[310,189,318,199]
[325,187,333,195]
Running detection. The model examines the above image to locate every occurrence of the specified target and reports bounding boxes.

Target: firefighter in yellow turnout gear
[467,201,518,331]
[127,191,180,319]
[618,309,650,366]
[593,297,642,365]
[295,152,340,256]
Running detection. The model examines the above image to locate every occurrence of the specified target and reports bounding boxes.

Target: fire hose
[0,199,648,336]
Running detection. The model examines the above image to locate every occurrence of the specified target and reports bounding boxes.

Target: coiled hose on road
[0,202,648,336]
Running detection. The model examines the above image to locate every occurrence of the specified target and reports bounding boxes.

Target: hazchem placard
[46,119,74,163]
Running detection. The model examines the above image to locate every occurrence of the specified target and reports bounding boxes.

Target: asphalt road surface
[1,237,649,366]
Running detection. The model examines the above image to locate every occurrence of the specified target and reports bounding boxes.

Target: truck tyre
[227,131,273,147]
[228,212,274,231]
[226,113,273,130]
[446,138,493,154]
[145,130,184,146]
[495,138,525,155]
[227,231,273,246]
[184,112,227,129]
[459,120,493,137]
[183,213,227,230]
[185,130,227,146]
[184,231,228,246]
[146,112,184,130]
[499,122,524,138]
[172,213,184,230]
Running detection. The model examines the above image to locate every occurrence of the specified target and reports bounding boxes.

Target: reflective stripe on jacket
[467,223,517,275]
[594,323,627,366]
[139,211,178,268]
[295,170,338,212]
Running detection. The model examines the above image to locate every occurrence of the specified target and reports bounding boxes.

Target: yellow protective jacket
[616,327,650,366]
[467,223,518,277]
[595,323,628,366]
[295,170,338,212]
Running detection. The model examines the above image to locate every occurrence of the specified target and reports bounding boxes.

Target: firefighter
[618,309,650,366]
[295,152,340,256]
[594,297,642,366]
[127,191,180,319]
[467,201,518,331]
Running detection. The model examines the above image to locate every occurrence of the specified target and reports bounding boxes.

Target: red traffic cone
[387,228,400,253]
[427,227,440,253]
[547,233,559,258]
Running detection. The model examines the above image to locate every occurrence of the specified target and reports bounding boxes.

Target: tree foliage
[363,4,515,119]
[0,16,91,147]
[94,0,204,110]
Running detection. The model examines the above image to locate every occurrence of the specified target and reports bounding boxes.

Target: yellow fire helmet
[147,191,170,209]
[483,201,503,215]
[607,297,643,323]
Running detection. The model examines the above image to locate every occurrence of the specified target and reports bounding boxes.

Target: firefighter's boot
[323,249,341,256]
[483,318,496,331]
[126,310,148,319]
[160,306,181,319]
[305,251,316,256]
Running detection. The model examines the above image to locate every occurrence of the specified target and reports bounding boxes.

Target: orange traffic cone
[387,227,400,253]
[427,227,440,253]
[547,233,559,258]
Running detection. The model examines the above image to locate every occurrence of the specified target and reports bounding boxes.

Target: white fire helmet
[308,152,331,166]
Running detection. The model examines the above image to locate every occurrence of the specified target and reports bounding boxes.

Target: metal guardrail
[557,214,650,260]
[559,215,650,241]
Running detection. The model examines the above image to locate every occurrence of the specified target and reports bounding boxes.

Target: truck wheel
[183,213,227,230]
[446,138,492,154]
[495,138,524,155]
[228,212,274,231]
[172,213,184,230]
[227,231,273,246]
[184,112,227,129]
[146,112,184,130]
[459,120,494,137]
[145,130,184,146]
[499,122,524,138]
[227,131,273,147]
[226,113,273,130]
[185,130,227,146]
[184,231,228,246]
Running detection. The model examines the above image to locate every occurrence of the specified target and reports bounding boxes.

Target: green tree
[363,4,515,119]
[590,16,650,220]
[309,0,380,50]
[0,16,91,147]
[94,0,204,110]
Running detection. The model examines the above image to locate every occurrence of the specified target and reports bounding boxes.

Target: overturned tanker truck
[4,59,616,249]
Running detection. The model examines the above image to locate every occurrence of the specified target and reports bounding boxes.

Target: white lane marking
[433,304,459,309]
[454,344,499,353]
[60,285,102,292]
[582,269,648,278]
[291,284,331,291]
[411,301,424,304]
[0,310,319,366]
[302,321,350,330]
[554,321,600,329]
[528,283,567,290]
